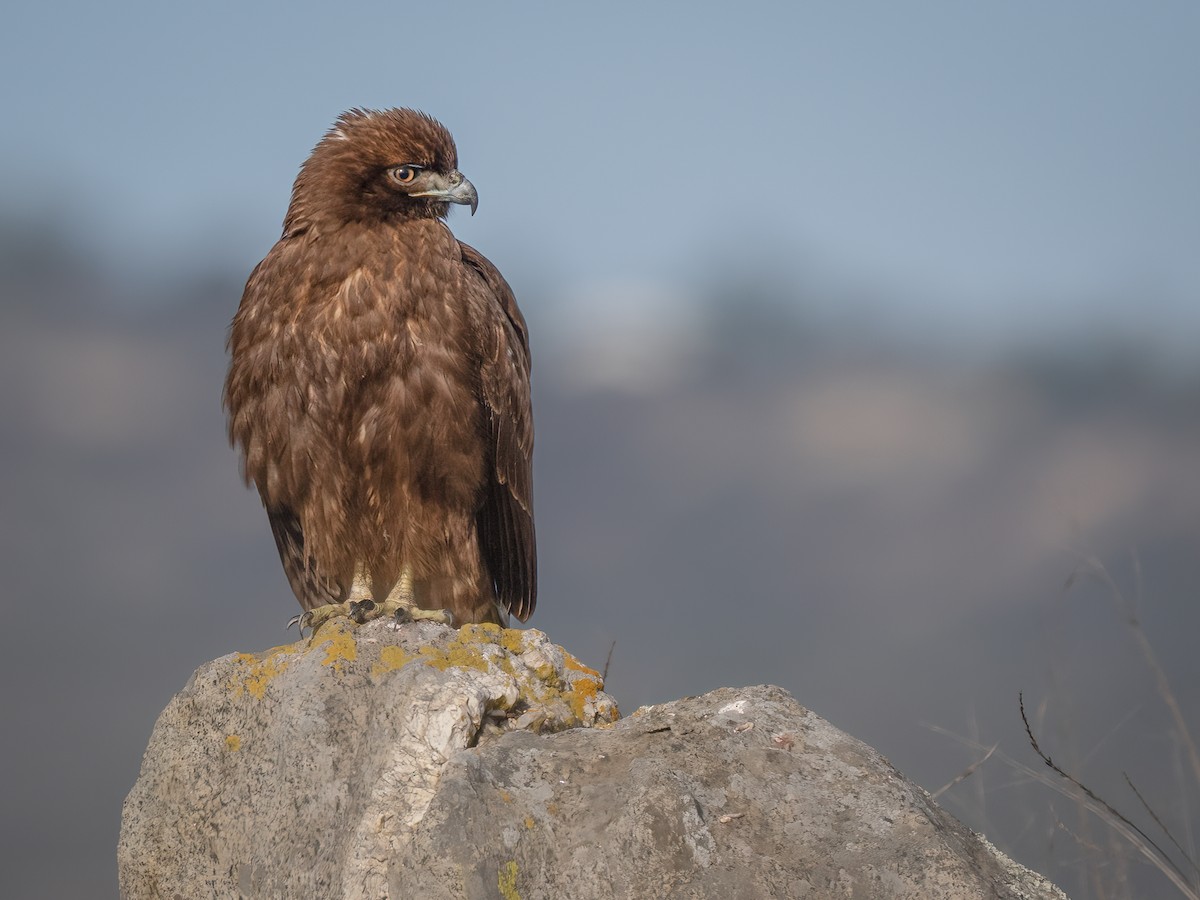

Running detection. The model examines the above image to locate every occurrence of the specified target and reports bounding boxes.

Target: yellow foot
[286,601,358,637]
[287,598,453,638]
[376,597,455,627]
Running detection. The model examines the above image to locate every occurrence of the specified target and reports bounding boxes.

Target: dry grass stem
[1067,552,1200,790]
[1020,693,1199,900]
[932,742,1000,800]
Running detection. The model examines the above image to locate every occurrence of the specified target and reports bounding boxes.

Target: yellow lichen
[418,642,490,672]
[498,861,521,900]
[499,789,513,803]
[523,816,536,830]
[566,676,600,720]
[460,622,502,644]
[225,734,241,752]
[229,647,293,700]
[562,653,601,679]
[316,624,358,672]
[370,645,414,679]
[500,629,526,655]
[447,643,491,671]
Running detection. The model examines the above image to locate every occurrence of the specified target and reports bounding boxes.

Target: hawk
[224,108,535,629]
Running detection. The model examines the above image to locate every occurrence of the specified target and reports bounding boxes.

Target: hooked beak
[412,170,478,215]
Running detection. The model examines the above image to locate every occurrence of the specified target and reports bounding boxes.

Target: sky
[2,0,1198,348]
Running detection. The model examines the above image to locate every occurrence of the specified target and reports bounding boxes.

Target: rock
[118,621,1066,900]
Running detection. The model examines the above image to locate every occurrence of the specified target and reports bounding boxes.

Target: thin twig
[932,725,1124,861]
[929,721,1199,898]
[601,640,616,683]
[1020,692,1196,898]
[1123,771,1200,880]
[932,742,999,800]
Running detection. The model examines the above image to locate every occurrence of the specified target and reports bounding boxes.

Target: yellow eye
[389,165,419,184]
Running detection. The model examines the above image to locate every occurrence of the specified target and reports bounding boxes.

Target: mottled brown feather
[223,108,536,625]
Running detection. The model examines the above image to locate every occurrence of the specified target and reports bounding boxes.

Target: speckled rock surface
[119,625,1066,900]
[117,620,616,900]
[399,688,1067,900]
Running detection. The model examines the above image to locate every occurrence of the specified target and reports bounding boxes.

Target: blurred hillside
[2,222,1198,900]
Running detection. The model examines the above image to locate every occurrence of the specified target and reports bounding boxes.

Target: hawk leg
[288,564,453,637]
[376,566,455,625]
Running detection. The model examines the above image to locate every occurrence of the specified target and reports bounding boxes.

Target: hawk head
[283,107,478,235]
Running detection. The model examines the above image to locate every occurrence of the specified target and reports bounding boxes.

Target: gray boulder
[119,620,1066,899]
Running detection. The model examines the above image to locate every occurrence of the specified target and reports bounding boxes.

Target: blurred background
[2,2,1198,897]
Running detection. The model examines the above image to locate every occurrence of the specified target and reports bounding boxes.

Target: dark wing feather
[266,507,346,611]
[460,241,537,620]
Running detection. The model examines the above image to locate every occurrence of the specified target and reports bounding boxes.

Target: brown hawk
[224,108,535,629]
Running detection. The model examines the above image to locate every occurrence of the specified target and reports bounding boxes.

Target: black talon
[348,599,376,624]
[287,612,311,638]
[392,606,414,625]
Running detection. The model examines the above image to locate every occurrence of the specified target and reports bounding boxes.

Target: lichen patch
[315,623,358,672]
[229,647,293,700]
[370,645,414,679]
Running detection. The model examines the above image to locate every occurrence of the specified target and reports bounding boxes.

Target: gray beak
[413,170,478,215]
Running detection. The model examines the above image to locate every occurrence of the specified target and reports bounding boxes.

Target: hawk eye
[388,165,420,185]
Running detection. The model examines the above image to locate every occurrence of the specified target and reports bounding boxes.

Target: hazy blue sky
[3,1,1198,344]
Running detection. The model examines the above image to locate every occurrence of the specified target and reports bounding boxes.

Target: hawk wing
[267,507,346,610]
[460,241,537,621]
